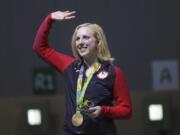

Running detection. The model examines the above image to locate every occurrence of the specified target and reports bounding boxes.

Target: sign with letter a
[152,60,179,91]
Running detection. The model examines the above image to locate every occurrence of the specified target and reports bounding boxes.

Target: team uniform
[33,14,132,135]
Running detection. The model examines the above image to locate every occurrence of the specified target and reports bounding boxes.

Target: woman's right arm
[33,11,76,74]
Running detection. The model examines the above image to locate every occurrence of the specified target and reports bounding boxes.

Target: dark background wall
[1,0,179,96]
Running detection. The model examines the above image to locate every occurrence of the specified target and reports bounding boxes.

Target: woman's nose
[78,38,85,45]
[79,38,84,44]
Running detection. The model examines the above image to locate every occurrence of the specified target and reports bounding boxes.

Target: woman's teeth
[79,46,88,49]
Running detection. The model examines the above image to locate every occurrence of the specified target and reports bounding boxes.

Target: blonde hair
[71,23,114,63]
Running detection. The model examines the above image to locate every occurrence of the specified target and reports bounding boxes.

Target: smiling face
[71,23,113,63]
[75,27,98,60]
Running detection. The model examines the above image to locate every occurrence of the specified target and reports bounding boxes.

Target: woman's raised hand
[51,10,76,21]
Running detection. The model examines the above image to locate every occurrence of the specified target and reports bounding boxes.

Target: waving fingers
[51,10,76,21]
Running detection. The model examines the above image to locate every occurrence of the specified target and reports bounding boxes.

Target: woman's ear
[96,39,100,45]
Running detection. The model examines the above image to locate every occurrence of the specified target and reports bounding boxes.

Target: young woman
[33,10,132,135]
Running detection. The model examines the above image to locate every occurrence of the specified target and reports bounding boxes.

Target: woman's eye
[76,37,80,41]
[83,35,89,39]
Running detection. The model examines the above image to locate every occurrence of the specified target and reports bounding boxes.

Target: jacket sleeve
[32,14,74,74]
[100,66,132,119]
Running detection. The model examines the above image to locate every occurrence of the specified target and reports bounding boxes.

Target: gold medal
[72,111,83,127]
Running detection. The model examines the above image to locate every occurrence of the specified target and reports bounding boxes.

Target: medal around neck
[73,62,100,127]
[72,111,83,127]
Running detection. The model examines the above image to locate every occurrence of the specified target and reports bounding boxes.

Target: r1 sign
[33,68,56,94]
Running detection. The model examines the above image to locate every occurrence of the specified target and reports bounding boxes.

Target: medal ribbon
[76,62,100,111]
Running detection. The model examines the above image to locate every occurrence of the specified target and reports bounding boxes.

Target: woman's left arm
[100,66,132,119]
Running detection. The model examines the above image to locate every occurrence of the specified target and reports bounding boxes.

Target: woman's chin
[79,52,89,58]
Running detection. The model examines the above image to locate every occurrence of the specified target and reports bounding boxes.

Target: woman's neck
[83,57,98,67]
